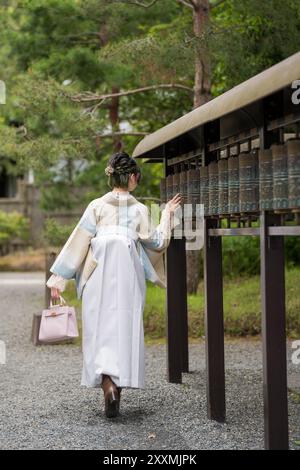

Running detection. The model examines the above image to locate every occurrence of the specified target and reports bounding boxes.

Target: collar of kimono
[104,190,140,206]
[110,190,131,199]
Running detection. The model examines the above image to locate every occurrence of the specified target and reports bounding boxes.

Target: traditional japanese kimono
[46,190,181,390]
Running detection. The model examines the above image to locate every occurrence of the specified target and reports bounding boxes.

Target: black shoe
[101,375,120,418]
[105,388,119,418]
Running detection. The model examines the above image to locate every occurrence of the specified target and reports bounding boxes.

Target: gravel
[0,271,299,450]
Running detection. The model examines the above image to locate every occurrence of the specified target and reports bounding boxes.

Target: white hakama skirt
[81,225,147,389]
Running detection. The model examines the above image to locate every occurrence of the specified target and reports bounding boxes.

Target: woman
[46,151,182,418]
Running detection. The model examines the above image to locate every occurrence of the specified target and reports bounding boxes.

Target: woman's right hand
[50,287,61,300]
[166,193,182,214]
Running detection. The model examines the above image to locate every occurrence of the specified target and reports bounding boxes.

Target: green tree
[1,0,299,290]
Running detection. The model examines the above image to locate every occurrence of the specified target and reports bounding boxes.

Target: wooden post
[31,312,43,346]
[45,250,57,308]
[260,212,289,449]
[164,147,189,382]
[204,218,225,422]
[259,91,288,449]
[178,235,189,373]
[165,237,183,383]
[31,249,57,346]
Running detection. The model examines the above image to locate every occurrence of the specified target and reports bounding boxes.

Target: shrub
[0,211,30,254]
[198,235,300,279]
[43,218,76,247]
[222,236,260,277]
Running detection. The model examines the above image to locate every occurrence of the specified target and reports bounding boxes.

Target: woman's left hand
[50,287,61,299]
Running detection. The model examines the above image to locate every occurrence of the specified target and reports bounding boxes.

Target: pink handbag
[39,295,79,343]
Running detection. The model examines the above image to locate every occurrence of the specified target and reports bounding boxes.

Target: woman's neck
[112,187,130,193]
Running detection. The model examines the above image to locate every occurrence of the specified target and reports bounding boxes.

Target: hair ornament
[105,165,115,176]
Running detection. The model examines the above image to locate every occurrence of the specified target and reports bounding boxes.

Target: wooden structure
[132,52,300,450]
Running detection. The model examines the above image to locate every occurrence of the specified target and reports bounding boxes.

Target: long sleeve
[46,273,68,292]
[135,202,181,289]
[47,201,98,282]
[139,202,181,252]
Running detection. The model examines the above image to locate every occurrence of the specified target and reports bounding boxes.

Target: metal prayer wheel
[179,170,188,209]
[200,166,209,216]
[239,150,259,213]
[272,143,288,210]
[186,169,193,207]
[187,168,200,218]
[259,148,273,210]
[287,139,300,210]
[228,156,239,214]
[173,172,181,197]
[166,174,174,203]
[173,172,181,212]
[218,158,228,215]
[160,178,166,205]
[208,161,219,216]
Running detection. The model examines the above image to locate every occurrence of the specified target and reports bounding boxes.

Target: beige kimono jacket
[46,191,181,299]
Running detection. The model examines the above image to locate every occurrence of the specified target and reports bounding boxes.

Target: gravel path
[0,271,299,450]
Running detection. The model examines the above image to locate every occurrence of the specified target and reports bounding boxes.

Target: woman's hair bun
[105,151,141,189]
[108,151,139,175]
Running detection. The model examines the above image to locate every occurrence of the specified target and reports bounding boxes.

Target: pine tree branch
[176,0,194,9]
[209,0,227,9]
[69,83,193,105]
[117,0,158,7]
[96,131,149,138]
[62,131,149,144]
[81,99,106,116]
[62,32,102,38]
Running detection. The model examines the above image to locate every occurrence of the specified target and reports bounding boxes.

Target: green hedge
[147,268,300,339]
[198,236,300,278]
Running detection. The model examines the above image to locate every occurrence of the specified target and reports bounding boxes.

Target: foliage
[0,210,30,252]
[285,236,300,268]
[1,0,300,198]
[210,0,300,94]
[43,217,76,247]
[0,0,196,208]
[222,236,260,277]
[196,235,300,279]
[222,234,300,277]
[1,0,300,273]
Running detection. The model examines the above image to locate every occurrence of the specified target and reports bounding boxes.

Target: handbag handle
[50,294,67,307]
